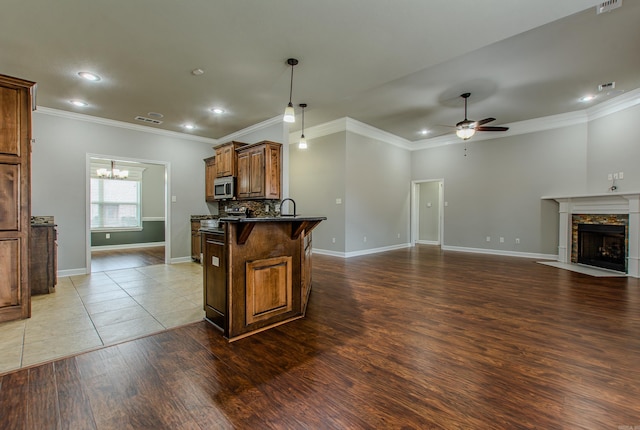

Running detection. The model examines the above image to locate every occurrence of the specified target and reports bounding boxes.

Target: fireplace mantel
[542,192,640,277]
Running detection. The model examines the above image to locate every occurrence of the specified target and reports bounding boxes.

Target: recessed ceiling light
[420,129,430,136]
[70,99,88,107]
[78,71,101,81]
[147,112,164,119]
[579,95,596,102]
[210,107,225,114]
[183,123,195,130]
[191,68,205,76]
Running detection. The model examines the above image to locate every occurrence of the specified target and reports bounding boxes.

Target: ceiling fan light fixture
[456,126,476,140]
[283,58,299,123]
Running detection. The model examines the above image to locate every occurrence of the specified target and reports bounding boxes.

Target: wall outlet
[515,238,520,244]
[608,173,613,180]
[171,195,177,202]
[336,198,342,204]
[265,204,269,212]
[363,236,367,243]
[486,236,491,242]
[613,173,619,180]
[275,203,281,212]
[397,233,400,238]
[332,237,336,243]
[106,233,110,239]
[619,171,624,179]
[500,237,504,243]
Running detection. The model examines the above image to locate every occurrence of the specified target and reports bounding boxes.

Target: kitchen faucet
[280,198,297,217]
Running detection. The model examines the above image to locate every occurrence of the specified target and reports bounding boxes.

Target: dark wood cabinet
[30,225,57,295]
[0,74,35,322]
[203,230,227,335]
[191,221,202,262]
[236,141,281,200]
[204,156,216,202]
[215,141,246,178]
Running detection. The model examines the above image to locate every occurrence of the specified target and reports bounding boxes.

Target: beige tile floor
[0,262,205,375]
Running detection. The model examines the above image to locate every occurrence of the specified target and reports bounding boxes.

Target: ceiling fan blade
[476,117,496,126]
[476,126,509,132]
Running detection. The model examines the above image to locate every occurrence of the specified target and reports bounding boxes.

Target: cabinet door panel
[0,86,20,156]
[0,164,19,230]
[245,256,292,324]
[0,239,20,306]
[249,149,264,196]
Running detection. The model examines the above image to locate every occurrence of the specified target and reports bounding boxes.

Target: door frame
[410,179,444,246]
[85,153,171,273]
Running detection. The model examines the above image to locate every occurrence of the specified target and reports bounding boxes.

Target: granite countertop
[191,214,219,221]
[31,216,56,226]
[219,216,326,223]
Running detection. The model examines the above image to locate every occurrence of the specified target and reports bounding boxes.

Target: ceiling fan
[454,93,509,140]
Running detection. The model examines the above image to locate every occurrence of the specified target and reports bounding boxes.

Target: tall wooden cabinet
[0,74,36,322]
[237,141,281,200]
[204,156,216,202]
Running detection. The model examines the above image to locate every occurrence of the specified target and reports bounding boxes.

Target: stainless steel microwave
[213,176,235,200]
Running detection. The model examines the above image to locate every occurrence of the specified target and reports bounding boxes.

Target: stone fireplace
[544,193,640,277]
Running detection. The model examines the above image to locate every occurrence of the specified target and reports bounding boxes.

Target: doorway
[411,180,444,246]
[86,154,171,273]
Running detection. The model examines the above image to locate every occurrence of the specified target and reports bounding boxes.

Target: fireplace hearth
[577,223,626,272]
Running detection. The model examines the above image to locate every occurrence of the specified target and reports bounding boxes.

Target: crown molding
[35,106,218,145]
[215,115,284,144]
[289,117,412,149]
[288,88,640,151]
[586,88,640,121]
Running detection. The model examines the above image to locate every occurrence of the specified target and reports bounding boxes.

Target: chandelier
[97,160,129,179]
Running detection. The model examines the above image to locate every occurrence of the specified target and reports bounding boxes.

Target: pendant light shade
[283,58,298,123]
[298,103,308,149]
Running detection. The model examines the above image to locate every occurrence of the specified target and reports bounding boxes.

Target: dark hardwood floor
[90,246,166,272]
[2,245,640,429]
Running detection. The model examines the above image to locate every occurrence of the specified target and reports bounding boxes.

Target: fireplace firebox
[577,223,626,272]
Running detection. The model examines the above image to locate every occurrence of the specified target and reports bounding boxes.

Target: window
[91,178,142,231]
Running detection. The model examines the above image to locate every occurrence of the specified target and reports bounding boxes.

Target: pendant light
[298,103,308,149]
[283,58,298,123]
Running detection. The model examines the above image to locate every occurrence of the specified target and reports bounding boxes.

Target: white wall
[31,111,216,272]
[290,132,347,253]
[345,132,411,253]
[586,104,640,193]
[418,181,440,242]
[141,163,165,218]
[412,125,588,255]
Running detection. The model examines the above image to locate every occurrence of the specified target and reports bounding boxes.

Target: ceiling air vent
[134,115,163,125]
[596,0,622,14]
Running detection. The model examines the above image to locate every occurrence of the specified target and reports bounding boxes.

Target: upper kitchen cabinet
[237,141,281,200]
[204,155,216,202]
[215,141,247,178]
[0,74,36,323]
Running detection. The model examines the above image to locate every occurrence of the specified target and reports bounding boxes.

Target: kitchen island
[201,216,325,341]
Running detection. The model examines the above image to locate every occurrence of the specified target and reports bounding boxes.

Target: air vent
[598,82,615,91]
[134,116,163,125]
[596,0,622,14]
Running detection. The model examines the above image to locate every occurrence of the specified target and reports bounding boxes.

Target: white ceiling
[3,0,639,143]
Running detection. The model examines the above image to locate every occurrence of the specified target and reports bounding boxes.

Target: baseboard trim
[58,268,89,277]
[314,243,412,259]
[417,240,440,245]
[171,256,193,264]
[441,245,557,260]
[91,242,165,251]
